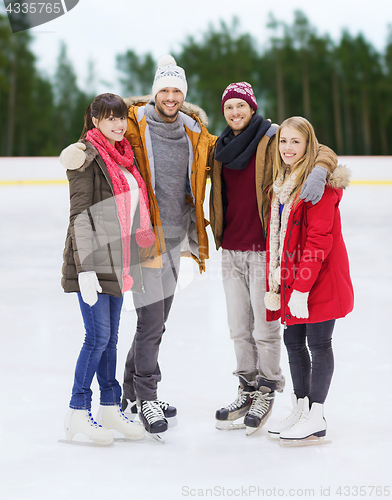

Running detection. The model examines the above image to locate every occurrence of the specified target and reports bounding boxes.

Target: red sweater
[222,154,266,252]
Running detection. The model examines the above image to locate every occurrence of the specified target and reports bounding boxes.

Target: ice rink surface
[0,158,391,499]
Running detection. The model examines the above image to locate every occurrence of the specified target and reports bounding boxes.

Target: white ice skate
[267,394,304,440]
[279,400,331,447]
[63,408,114,446]
[96,404,145,441]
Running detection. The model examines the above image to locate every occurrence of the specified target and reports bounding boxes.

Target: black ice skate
[122,397,177,418]
[244,388,275,436]
[139,400,168,442]
[215,378,254,430]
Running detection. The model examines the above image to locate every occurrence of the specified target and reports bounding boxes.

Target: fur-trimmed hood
[327,164,351,190]
[123,94,209,127]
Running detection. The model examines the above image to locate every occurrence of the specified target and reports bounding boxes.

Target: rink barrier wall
[0,156,391,185]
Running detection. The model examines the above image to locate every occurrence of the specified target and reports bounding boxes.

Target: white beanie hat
[152,55,188,99]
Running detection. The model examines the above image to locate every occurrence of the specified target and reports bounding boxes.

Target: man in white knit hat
[120,55,216,439]
[60,55,216,440]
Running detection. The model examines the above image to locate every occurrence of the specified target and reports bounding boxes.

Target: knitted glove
[59,142,86,170]
[78,271,102,306]
[300,166,328,205]
[288,290,310,319]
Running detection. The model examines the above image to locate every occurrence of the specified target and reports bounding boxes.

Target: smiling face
[278,126,308,166]
[223,98,255,136]
[92,113,127,145]
[155,87,184,123]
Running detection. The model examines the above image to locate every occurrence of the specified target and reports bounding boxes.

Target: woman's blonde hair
[273,116,319,203]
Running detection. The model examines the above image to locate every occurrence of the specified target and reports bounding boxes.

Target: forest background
[1,8,392,157]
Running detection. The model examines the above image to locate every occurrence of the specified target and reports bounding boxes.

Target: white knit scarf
[264,168,299,311]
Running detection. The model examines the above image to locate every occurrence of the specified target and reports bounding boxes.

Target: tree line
[1,11,392,156]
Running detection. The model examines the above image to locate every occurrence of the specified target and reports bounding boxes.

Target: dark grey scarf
[215,114,272,170]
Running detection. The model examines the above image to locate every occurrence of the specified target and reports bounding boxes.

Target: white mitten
[300,165,327,205]
[78,271,102,306]
[288,290,310,319]
[59,142,86,170]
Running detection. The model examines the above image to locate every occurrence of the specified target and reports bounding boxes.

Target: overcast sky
[5,0,392,95]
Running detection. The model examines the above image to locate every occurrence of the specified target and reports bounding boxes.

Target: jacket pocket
[308,261,333,305]
[181,203,199,259]
[93,243,114,272]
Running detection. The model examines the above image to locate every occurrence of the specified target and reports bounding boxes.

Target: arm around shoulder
[315,144,338,174]
[300,144,338,204]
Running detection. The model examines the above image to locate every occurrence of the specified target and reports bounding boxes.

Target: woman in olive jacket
[61,93,154,445]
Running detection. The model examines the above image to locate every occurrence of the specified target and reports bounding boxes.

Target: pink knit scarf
[86,128,155,292]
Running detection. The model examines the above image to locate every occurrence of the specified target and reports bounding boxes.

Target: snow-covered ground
[0,158,391,500]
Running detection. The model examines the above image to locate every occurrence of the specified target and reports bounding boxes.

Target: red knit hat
[221,82,258,114]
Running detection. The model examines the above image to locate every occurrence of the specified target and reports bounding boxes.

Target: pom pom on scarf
[136,228,156,248]
[264,291,281,311]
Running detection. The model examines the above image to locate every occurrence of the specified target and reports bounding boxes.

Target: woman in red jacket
[264,116,354,446]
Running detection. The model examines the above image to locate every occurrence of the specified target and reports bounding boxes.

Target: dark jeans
[283,319,335,405]
[123,240,181,401]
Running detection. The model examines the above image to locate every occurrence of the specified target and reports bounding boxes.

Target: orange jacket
[124,97,217,272]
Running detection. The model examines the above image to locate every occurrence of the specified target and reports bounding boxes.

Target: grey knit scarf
[145,100,189,239]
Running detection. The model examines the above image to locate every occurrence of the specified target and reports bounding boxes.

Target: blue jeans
[69,293,123,409]
[284,319,335,405]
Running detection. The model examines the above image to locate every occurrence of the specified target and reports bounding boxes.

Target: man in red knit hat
[209,82,338,435]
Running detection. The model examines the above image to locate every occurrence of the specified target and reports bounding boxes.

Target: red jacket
[266,187,354,326]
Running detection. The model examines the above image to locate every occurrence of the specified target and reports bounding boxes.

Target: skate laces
[248,392,274,418]
[129,399,169,411]
[87,410,102,428]
[118,406,134,423]
[158,400,170,411]
[289,410,309,429]
[141,400,165,424]
[226,388,252,411]
[280,405,301,424]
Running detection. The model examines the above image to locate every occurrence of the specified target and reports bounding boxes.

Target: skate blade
[147,432,166,444]
[245,425,263,436]
[279,436,331,447]
[215,420,246,431]
[113,436,145,443]
[58,439,114,448]
[246,418,270,436]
